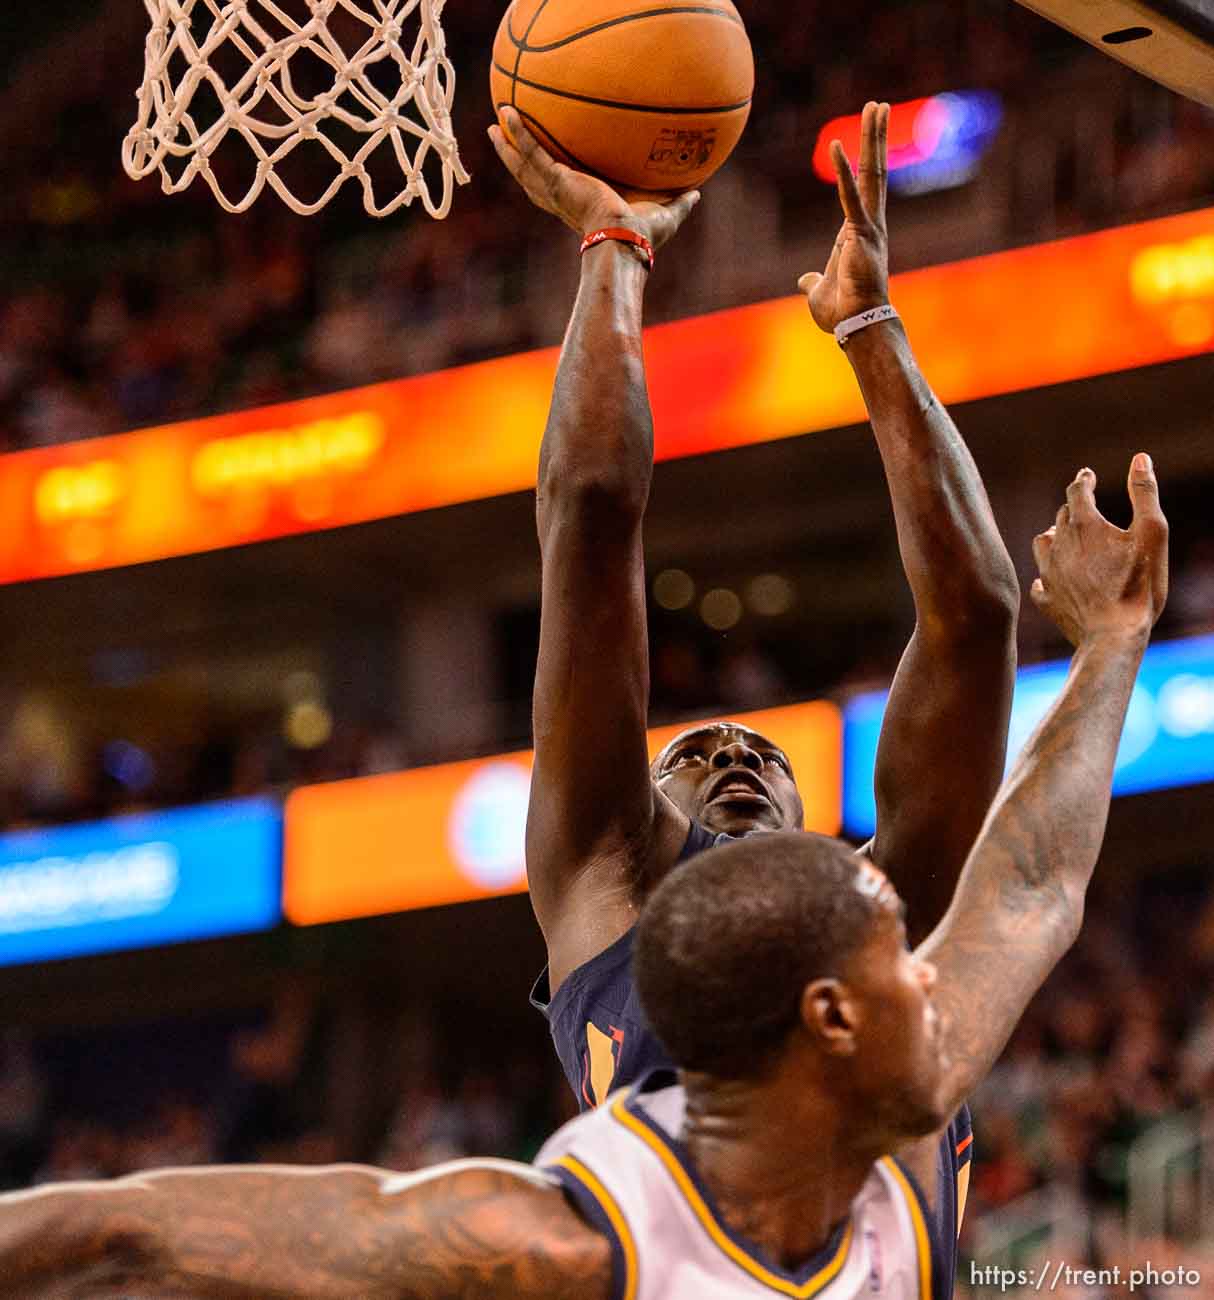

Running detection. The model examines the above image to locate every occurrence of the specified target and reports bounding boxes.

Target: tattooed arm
[894,456,1170,1212]
[914,457,1167,1107]
[0,1160,611,1300]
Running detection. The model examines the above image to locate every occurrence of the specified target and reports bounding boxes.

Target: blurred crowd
[970,870,1214,1199]
[0,983,564,1193]
[0,697,411,831]
[2,0,1213,452]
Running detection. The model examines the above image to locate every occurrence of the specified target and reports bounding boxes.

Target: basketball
[490,0,754,194]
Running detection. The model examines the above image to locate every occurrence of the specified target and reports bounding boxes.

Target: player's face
[845,866,948,1140]
[652,724,804,836]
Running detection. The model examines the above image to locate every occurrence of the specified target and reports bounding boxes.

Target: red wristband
[580,227,654,271]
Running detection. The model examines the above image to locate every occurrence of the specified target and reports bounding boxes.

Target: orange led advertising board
[3,206,1212,586]
[283,699,842,925]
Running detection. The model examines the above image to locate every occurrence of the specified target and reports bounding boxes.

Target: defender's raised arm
[801,102,1019,940]
[918,456,1168,1114]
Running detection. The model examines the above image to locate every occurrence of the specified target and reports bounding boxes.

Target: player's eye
[764,753,790,773]
[674,749,704,766]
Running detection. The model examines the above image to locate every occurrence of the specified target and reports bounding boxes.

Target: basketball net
[122,0,470,217]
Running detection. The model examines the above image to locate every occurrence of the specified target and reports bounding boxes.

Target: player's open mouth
[710,788,769,804]
[707,773,771,805]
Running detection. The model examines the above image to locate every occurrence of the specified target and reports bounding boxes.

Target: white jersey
[536,1073,970,1300]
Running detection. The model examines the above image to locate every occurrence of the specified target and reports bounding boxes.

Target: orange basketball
[490,0,754,194]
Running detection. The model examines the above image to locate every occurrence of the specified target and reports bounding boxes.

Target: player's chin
[916,1065,953,1134]
[902,1080,951,1139]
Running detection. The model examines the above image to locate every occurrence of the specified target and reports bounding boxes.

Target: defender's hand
[488,107,700,252]
[1031,456,1169,648]
[798,101,891,332]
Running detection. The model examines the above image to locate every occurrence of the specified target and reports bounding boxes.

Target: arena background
[0,2,1213,1294]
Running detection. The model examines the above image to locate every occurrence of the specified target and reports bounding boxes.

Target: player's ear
[801,978,859,1055]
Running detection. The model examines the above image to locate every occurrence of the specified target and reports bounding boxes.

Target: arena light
[0,797,281,966]
[812,92,1004,195]
[842,633,1214,837]
[2,205,1213,586]
[283,700,841,925]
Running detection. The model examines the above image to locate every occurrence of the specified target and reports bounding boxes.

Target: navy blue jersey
[530,821,732,1109]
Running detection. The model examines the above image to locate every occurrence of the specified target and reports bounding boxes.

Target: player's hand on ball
[798,101,891,333]
[1030,457,1169,649]
[489,107,700,252]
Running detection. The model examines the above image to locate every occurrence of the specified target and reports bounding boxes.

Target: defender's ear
[801,978,860,1057]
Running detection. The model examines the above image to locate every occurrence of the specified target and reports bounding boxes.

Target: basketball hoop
[122,0,470,218]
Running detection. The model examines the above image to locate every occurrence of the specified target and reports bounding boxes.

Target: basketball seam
[492,60,751,114]
[511,0,561,109]
[505,4,745,54]
[511,106,704,192]
[512,107,611,178]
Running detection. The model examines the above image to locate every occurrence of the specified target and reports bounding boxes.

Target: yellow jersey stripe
[609,1098,852,1298]
[881,1158,932,1300]
[955,1161,971,1239]
[553,1154,639,1300]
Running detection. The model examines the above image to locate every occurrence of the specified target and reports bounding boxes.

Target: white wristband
[834,304,899,347]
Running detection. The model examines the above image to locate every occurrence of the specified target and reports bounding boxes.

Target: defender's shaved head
[634,831,882,1080]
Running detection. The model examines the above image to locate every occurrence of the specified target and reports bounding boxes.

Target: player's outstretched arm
[916,457,1168,1116]
[801,102,1019,941]
[489,110,697,990]
[0,1160,609,1300]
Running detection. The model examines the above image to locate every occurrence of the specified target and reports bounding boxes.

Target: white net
[122,0,470,218]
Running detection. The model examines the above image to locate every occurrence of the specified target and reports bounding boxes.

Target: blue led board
[843,633,1214,838]
[0,797,282,966]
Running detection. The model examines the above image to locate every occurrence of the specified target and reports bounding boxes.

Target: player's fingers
[1128,451,1169,608]
[488,123,523,174]
[665,189,701,228]
[489,122,561,215]
[1029,577,1049,610]
[1032,527,1054,575]
[1128,452,1167,535]
[798,271,823,296]
[1065,467,1099,523]
[823,227,845,281]
[831,140,866,226]
[857,102,885,220]
[499,106,555,175]
[876,102,890,224]
[1055,503,1070,532]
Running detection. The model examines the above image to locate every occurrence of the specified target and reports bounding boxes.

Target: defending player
[487,102,1021,1105]
[0,459,1167,1299]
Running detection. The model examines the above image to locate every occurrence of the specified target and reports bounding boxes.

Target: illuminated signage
[34,460,127,525]
[1131,234,1214,305]
[0,206,1211,586]
[284,700,842,925]
[0,798,281,966]
[814,92,1003,194]
[842,633,1214,837]
[1130,232,1214,349]
[190,413,386,498]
